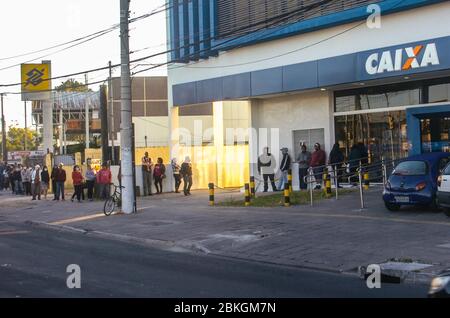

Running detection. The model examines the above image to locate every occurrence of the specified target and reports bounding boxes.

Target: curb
[25,219,347,275]
[24,220,434,284]
[25,220,183,252]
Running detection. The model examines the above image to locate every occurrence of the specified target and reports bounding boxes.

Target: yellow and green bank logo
[21,63,51,92]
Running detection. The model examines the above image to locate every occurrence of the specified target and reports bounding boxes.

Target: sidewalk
[1,187,450,281]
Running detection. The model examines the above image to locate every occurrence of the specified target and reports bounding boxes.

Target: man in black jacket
[278,148,291,191]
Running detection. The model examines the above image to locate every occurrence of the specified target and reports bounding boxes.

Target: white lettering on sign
[365,43,440,75]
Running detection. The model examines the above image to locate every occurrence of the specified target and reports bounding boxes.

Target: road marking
[50,213,105,225]
[0,230,29,235]
[46,205,154,226]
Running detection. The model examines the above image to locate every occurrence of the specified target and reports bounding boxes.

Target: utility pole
[85,73,90,150]
[108,61,115,164]
[1,94,7,162]
[24,101,27,151]
[99,85,109,164]
[120,0,135,214]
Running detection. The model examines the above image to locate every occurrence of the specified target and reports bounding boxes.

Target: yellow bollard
[250,176,256,198]
[288,169,293,194]
[245,183,251,207]
[208,183,214,206]
[325,173,332,197]
[364,171,370,190]
[284,183,290,207]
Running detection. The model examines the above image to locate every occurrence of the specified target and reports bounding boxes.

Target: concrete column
[213,102,224,188]
[42,98,53,154]
[168,105,179,192]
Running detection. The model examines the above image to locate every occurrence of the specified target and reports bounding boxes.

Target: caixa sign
[365,43,440,75]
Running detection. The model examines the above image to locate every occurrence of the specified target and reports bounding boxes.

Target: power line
[133,0,337,74]
[0,2,170,75]
[136,0,407,74]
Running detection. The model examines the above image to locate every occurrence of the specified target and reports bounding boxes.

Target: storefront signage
[365,43,440,75]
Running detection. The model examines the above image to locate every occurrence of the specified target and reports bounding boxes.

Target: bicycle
[104,184,124,216]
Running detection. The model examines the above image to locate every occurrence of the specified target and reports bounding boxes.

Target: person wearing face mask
[180,156,193,196]
[258,147,278,192]
[71,165,84,203]
[41,166,50,200]
[31,165,42,201]
[310,143,327,190]
[13,165,23,195]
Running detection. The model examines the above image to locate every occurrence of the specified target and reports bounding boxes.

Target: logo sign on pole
[21,62,52,101]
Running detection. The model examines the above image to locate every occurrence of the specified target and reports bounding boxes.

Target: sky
[0,0,168,129]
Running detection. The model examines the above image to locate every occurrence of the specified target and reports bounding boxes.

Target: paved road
[0,221,428,298]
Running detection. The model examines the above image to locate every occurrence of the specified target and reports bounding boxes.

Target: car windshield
[443,163,450,175]
[393,161,427,176]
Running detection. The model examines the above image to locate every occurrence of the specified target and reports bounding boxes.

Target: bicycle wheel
[104,197,116,216]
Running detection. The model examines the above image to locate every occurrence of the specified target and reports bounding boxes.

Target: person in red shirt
[71,165,84,203]
[310,143,327,190]
[96,163,112,200]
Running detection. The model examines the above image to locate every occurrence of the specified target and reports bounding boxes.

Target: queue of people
[141,154,193,196]
[256,141,368,192]
[0,162,51,200]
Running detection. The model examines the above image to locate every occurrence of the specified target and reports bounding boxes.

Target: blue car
[383,152,450,211]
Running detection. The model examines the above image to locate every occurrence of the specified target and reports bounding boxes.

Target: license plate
[394,196,409,203]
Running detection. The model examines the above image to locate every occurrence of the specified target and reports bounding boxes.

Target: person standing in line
[141,152,153,196]
[31,165,42,201]
[51,164,59,200]
[180,156,193,196]
[22,166,31,196]
[3,164,10,191]
[71,165,84,203]
[13,165,23,195]
[153,157,166,194]
[296,144,312,191]
[258,147,278,192]
[55,163,66,201]
[171,158,181,193]
[9,165,15,194]
[278,148,291,191]
[41,166,50,200]
[96,163,112,200]
[348,143,363,184]
[310,143,327,190]
[0,162,4,191]
[329,143,344,189]
[85,165,96,201]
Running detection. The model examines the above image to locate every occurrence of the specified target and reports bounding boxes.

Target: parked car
[437,162,450,217]
[428,269,450,298]
[383,152,450,211]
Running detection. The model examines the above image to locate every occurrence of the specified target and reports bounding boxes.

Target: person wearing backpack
[153,157,166,194]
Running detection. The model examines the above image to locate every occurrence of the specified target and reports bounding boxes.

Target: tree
[0,126,38,151]
[54,78,91,92]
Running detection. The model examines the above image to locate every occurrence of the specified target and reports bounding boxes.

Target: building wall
[252,91,334,152]
[168,2,450,90]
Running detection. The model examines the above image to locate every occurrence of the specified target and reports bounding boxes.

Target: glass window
[429,83,450,103]
[335,89,421,113]
[334,111,408,163]
[442,162,450,175]
[393,161,427,176]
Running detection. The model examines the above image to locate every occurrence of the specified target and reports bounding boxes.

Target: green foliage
[0,126,38,151]
[217,189,356,207]
[54,78,91,92]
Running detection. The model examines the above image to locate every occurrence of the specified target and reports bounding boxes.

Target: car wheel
[429,197,440,212]
[385,202,400,212]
